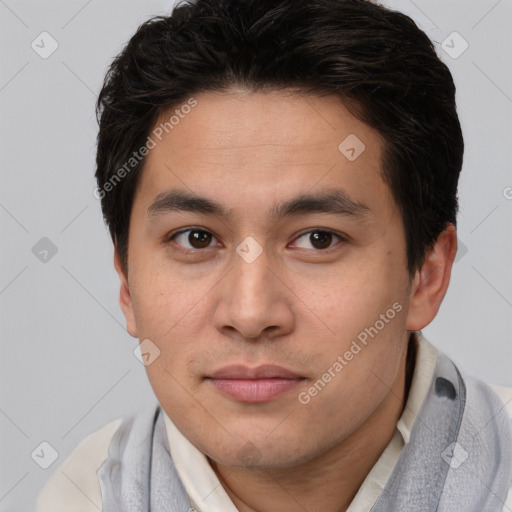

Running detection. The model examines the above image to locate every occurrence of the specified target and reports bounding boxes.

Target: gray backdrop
[1,0,511,510]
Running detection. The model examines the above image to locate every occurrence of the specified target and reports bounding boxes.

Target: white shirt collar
[396,330,438,444]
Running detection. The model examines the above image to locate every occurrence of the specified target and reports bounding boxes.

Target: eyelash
[164,227,347,253]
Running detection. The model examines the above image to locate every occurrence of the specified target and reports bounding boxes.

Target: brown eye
[293,230,343,251]
[170,229,216,249]
[310,231,333,249]
[188,230,212,248]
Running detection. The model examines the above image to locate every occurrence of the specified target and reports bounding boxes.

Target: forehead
[151,88,381,156]
[134,89,392,220]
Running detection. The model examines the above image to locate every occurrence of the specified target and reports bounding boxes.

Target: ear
[113,245,138,338]
[406,223,458,331]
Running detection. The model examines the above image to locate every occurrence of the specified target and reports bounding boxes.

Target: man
[37,0,512,510]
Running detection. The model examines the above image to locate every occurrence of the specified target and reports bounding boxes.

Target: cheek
[130,260,202,335]
[297,317,407,433]
[292,254,405,337]
[292,256,409,395]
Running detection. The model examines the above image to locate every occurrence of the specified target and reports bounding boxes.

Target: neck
[209,333,416,512]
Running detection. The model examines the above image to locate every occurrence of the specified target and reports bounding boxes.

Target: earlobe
[113,246,138,338]
[405,223,458,331]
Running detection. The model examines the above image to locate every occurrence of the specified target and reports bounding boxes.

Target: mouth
[205,364,306,403]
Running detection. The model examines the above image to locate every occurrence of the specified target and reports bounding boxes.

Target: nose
[213,245,294,343]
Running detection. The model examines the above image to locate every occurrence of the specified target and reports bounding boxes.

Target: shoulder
[487,383,512,512]
[36,418,123,512]
[489,383,512,419]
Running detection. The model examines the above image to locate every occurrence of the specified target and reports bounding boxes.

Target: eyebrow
[147,188,370,221]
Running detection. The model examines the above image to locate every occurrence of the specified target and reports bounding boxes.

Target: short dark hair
[95,0,464,276]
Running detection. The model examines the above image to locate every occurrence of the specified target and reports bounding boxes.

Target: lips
[208,364,302,380]
[206,364,305,403]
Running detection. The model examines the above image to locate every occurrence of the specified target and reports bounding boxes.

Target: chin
[202,433,317,470]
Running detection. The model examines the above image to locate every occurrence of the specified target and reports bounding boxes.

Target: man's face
[121,89,414,468]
